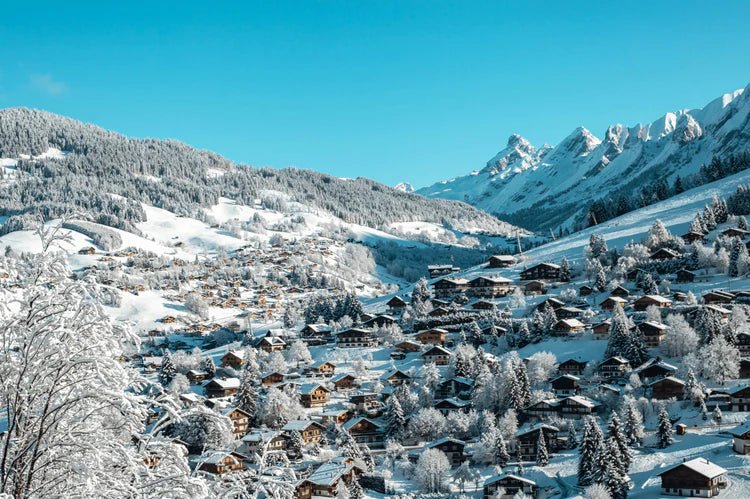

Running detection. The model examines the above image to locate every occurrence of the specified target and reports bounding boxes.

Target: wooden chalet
[428,264,460,278]
[484,474,537,499]
[554,318,585,335]
[610,285,631,297]
[321,409,352,426]
[579,284,594,296]
[329,374,356,391]
[220,350,245,369]
[437,377,474,399]
[681,230,705,243]
[523,280,547,295]
[300,323,333,344]
[638,321,669,347]
[414,328,447,345]
[524,399,560,419]
[471,299,498,310]
[336,328,376,348]
[423,345,452,365]
[299,383,330,408]
[386,295,408,314]
[730,385,750,412]
[349,392,380,413]
[556,306,585,319]
[657,458,727,497]
[240,430,286,457]
[255,335,286,353]
[394,340,422,353]
[729,420,750,454]
[558,395,600,418]
[558,358,587,376]
[432,277,469,298]
[650,247,680,260]
[305,361,336,377]
[197,451,245,475]
[426,437,466,467]
[296,460,364,499]
[204,377,241,398]
[737,332,750,356]
[676,268,696,283]
[702,290,735,305]
[515,424,559,461]
[467,275,514,297]
[520,262,561,281]
[281,420,325,444]
[649,377,686,400]
[363,314,397,329]
[260,371,285,387]
[592,320,611,339]
[600,296,627,310]
[487,254,517,268]
[434,397,471,415]
[536,297,565,311]
[635,358,678,382]
[223,407,252,438]
[186,369,209,383]
[633,294,672,311]
[550,375,580,397]
[343,417,383,446]
[597,356,631,379]
[380,369,411,386]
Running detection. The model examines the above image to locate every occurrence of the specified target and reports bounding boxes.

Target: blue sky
[2,1,750,188]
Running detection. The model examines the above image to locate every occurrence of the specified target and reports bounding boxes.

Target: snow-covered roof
[427,437,465,448]
[343,417,381,431]
[658,458,727,479]
[484,473,537,486]
[729,419,750,437]
[282,419,319,431]
[563,395,599,408]
[305,462,350,486]
[206,377,240,389]
[299,383,328,395]
[515,423,559,437]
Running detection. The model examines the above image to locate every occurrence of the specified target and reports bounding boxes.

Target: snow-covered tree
[584,483,613,499]
[578,417,604,486]
[560,256,571,282]
[606,414,631,474]
[509,287,526,309]
[384,395,406,437]
[159,350,177,386]
[644,219,673,249]
[656,407,674,449]
[661,314,699,357]
[622,401,644,446]
[285,340,312,365]
[535,430,549,466]
[699,336,740,384]
[201,356,216,377]
[168,405,234,451]
[452,461,473,493]
[235,363,260,420]
[414,448,450,493]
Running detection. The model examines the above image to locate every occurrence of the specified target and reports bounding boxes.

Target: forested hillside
[0,108,518,237]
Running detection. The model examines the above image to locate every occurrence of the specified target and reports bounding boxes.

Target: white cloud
[29,73,68,96]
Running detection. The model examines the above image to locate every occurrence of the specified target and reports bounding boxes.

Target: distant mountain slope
[418,82,750,232]
[0,108,522,240]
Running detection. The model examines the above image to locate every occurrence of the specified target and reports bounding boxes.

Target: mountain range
[417,82,750,232]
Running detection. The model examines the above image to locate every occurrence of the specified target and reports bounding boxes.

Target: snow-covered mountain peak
[673,113,703,143]
[556,126,601,157]
[483,133,538,177]
[394,182,414,193]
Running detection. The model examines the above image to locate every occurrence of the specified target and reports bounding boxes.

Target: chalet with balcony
[730,385,750,412]
[550,375,580,397]
[423,345,452,365]
[558,358,587,376]
[414,328,447,345]
[299,384,330,408]
[633,294,672,311]
[600,296,627,310]
[484,474,538,499]
[520,262,561,281]
[559,395,600,418]
[487,255,517,268]
[524,280,547,295]
[433,277,469,298]
[336,328,376,348]
[343,417,383,446]
[222,407,252,438]
[350,392,380,413]
[554,318,586,335]
[260,371,285,387]
[657,458,727,498]
[649,377,685,400]
[428,264,460,278]
[729,420,750,454]
[597,356,631,380]
[305,361,336,377]
[434,397,471,416]
[437,377,475,399]
[380,369,411,386]
[281,420,325,444]
[221,350,244,369]
[467,275,514,297]
[651,248,680,260]
[426,437,466,467]
[592,320,611,339]
[638,321,669,347]
[197,451,245,475]
[515,424,559,461]
[386,295,408,314]
[204,377,241,398]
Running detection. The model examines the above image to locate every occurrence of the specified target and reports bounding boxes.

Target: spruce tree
[656,407,674,449]
[201,356,216,377]
[599,438,629,499]
[683,368,699,401]
[158,350,177,386]
[739,216,748,231]
[567,425,578,449]
[496,433,510,466]
[622,326,649,367]
[595,267,607,292]
[605,308,630,359]
[578,417,604,486]
[560,257,571,282]
[535,430,549,466]
[607,413,631,473]
[234,364,259,419]
[623,403,644,446]
[384,395,406,437]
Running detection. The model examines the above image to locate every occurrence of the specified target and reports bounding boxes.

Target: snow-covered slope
[418,82,750,231]
[394,182,415,193]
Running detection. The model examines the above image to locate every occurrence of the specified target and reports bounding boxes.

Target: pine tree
[348,474,364,499]
[640,273,658,295]
[567,425,579,449]
[605,308,630,359]
[517,322,532,347]
[201,356,216,377]
[622,326,649,366]
[560,257,571,282]
[702,204,717,231]
[713,405,723,425]
[739,216,748,231]
[496,433,510,466]
[412,278,430,307]
[689,213,706,234]
[606,413,631,474]
[159,350,177,386]
[683,368,699,401]
[656,407,674,449]
[623,403,644,446]
[595,267,607,292]
[712,195,729,224]
[384,395,406,437]
[674,176,684,194]
[599,438,629,499]
[288,430,304,459]
[578,417,604,486]
[535,430,549,466]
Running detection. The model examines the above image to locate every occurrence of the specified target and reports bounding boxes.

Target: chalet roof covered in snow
[657,458,727,479]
